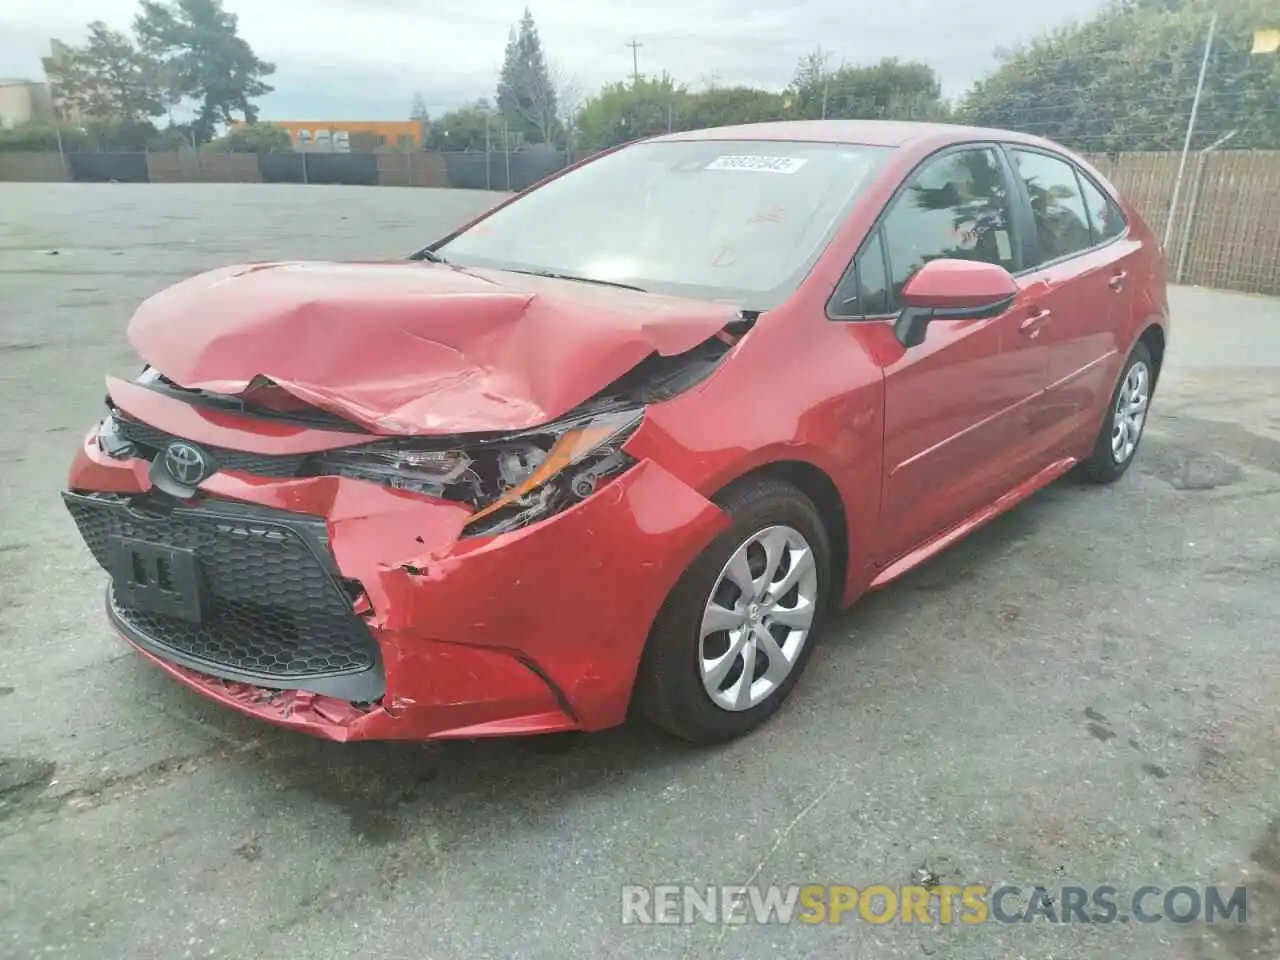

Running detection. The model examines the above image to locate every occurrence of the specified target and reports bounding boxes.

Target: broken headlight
[95,412,137,459]
[312,407,644,537]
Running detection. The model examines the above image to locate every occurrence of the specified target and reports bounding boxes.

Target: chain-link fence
[0,142,598,192]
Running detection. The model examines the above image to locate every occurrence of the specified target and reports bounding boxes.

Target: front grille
[63,491,384,702]
[114,416,306,478]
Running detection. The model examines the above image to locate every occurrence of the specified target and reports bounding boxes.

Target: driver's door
[854,145,1049,566]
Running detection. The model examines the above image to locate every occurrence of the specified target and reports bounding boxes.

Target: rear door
[1004,147,1139,460]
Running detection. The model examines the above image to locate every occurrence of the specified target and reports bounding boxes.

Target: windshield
[435,139,892,309]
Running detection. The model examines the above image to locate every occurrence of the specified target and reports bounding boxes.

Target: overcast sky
[0,0,1111,120]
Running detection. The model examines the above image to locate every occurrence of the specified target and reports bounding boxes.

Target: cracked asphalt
[2,183,1279,960]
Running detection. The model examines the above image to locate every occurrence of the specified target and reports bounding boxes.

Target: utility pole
[626,39,642,85]
[1163,10,1217,252]
[813,45,832,120]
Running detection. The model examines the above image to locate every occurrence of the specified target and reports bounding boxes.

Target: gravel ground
[2,182,1279,960]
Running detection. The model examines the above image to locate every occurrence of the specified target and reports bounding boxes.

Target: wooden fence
[1082,151,1280,297]
[1,148,1277,296]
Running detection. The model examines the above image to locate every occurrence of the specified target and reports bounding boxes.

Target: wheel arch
[1137,322,1166,390]
[706,459,850,613]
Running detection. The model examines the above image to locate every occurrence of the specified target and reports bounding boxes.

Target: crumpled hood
[127,260,739,435]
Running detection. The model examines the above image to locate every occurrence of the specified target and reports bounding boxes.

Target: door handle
[1109,271,1128,292]
[1019,309,1052,336]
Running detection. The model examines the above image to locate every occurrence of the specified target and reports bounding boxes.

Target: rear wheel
[1079,341,1153,484]
[633,476,831,745]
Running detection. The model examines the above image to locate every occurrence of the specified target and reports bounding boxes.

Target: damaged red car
[63,120,1168,745]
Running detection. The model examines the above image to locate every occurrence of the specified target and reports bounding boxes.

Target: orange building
[265,120,424,151]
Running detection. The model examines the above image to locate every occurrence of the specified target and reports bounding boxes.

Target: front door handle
[1109,271,1129,292]
[1019,309,1052,337]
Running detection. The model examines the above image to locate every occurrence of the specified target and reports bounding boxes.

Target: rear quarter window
[1077,173,1127,243]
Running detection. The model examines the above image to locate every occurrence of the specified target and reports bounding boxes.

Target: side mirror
[893,259,1018,349]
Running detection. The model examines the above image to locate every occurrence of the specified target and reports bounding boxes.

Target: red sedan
[63,120,1168,745]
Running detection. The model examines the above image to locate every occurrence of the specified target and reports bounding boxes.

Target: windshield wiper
[503,268,647,293]
[413,247,448,263]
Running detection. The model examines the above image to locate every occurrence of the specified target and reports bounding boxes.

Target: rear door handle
[1109,271,1128,292]
[1019,309,1052,336]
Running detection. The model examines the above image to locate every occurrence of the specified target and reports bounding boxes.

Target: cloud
[0,0,1110,118]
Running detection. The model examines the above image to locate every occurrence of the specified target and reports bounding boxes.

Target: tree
[410,90,430,145]
[410,91,429,122]
[210,122,291,152]
[789,47,833,118]
[683,86,792,129]
[0,122,91,153]
[495,7,558,144]
[961,0,1280,151]
[575,74,689,148]
[134,0,275,144]
[791,56,949,122]
[41,21,166,124]
[549,59,583,148]
[426,100,495,151]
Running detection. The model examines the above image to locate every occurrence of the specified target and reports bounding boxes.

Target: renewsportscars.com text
[621,884,1248,925]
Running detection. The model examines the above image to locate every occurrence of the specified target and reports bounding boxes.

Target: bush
[0,123,89,152]
[208,123,293,153]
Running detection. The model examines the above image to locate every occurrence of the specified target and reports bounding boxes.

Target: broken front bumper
[66,426,728,742]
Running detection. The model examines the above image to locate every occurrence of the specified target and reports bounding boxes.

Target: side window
[1011,149,1094,263]
[855,231,890,316]
[828,229,890,319]
[1077,173,1126,243]
[881,147,1017,311]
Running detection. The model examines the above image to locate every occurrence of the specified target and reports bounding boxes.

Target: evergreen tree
[496,8,558,144]
[410,91,428,121]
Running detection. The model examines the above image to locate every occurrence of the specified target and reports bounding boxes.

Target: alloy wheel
[698,524,820,712]
[1111,360,1150,464]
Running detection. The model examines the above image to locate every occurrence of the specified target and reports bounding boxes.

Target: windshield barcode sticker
[705,155,808,174]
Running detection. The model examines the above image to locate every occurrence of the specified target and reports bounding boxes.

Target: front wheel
[1079,341,1154,484]
[632,476,831,745]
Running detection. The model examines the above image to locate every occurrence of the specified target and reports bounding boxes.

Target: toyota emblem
[163,440,213,486]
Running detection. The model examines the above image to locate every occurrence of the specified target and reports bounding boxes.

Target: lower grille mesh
[64,492,383,699]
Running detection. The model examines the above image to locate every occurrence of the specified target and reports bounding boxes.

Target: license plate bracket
[108,535,208,623]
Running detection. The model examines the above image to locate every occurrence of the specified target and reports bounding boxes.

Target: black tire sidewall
[1082,341,1154,483]
[634,477,832,744]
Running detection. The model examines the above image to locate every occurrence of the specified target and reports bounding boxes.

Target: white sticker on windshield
[705,155,808,174]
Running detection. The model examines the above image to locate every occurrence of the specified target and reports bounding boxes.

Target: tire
[632,475,832,745]
[1078,341,1155,484]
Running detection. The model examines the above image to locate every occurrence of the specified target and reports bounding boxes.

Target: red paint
[107,377,374,455]
[127,261,737,435]
[64,121,1169,742]
[899,259,1019,310]
[869,457,1079,589]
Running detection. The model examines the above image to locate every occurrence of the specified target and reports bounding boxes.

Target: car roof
[652,119,1059,151]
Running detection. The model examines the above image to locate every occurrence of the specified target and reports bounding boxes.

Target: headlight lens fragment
[313,407,644,536]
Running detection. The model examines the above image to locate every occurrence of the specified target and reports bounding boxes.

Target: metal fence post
[503,118,511,191]
[1175,129,1238,284]
[483,119,491,190]
[55,124,68,181]
[1163,10,1217,252]
[302,149,309,185]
